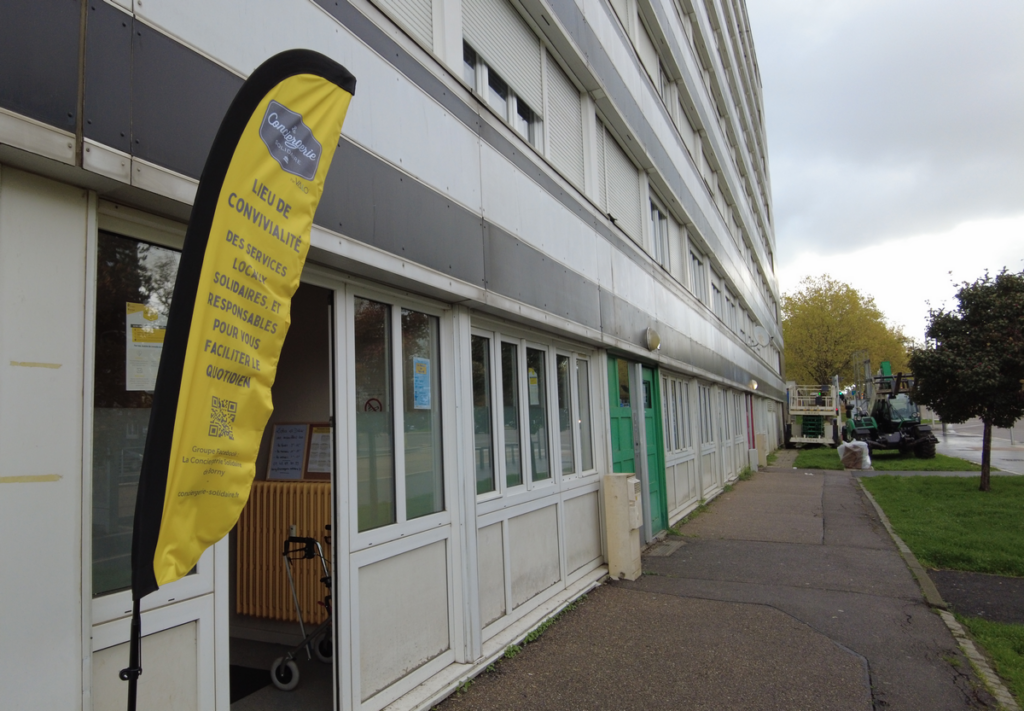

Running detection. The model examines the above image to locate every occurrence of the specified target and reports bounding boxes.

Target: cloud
[776,215,1024,343]
[747,0,1024,256]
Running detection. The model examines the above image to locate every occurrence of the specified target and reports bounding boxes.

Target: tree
[782,275,909,386]
[910,269,1024,491]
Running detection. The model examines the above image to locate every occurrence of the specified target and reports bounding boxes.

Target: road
[934,417,1024,475]
[937,417,1024,444]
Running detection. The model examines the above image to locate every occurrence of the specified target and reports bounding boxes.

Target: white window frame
[87,205,218,625]
[690,250,708,305]
[464,41,543,150]
[472,325,597,512]
[347,283,455,552]
[649,197,670,271]
[661,373,694,456]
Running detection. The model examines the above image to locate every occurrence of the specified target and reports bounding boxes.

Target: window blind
[376,0,433,48]
[605,128,641,241]
[545,54,584,187]
[636,18,660,84]
[464,0,542,112]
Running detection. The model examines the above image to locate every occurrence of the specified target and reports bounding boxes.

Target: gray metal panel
[84,2,132,153]
[317,139,377,243]
[598,287,651,348]
[0,0,80,131]
[484,224,601,329]
[372,157,486,284]
[131,23,242,179]
[316,140,486,287]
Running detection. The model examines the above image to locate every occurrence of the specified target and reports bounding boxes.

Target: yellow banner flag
[130,51,356,596]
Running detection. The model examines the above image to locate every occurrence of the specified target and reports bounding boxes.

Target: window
[636,18,661,89]
[355,297,444,532]
[355,298,396,531]
[464,42,542,147]
[733,392,745,438]
[698,384,714,445]
[711,282,723,319]
[599,123,642,241]
[526,347,550,482]
[500,341,523,488]
[92,232,181,597]
[402,309,443,519]
[487,69,509,116]
[463,42,478,87]
[545,51,585,187]
[719,389,730,440]
[650,200,669,269]
[576,358,595,471]
[662,375,693,454]
[690,251,707,304]
[472,336,495,494]
[473,330,595,497]
[556,355,575,475]
[659,61,671,99]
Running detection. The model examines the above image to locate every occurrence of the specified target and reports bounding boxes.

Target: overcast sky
[746,0,1024,342]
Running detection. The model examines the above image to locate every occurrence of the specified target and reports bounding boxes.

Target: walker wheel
[315,631,333,663]
[270,657,300,691]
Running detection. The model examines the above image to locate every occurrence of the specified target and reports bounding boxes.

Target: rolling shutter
[376,0,433,48]
[596,124,608,210]
[464,0,543,112]
[605,129,641,240]
[636,19,660,83]
[546,53,584,187]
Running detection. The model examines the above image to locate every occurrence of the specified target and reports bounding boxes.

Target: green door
[608,357,635,473]
[642,366,667,534]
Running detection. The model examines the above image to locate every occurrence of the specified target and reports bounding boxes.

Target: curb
[858,480,1021,711]
[858,483,947,610]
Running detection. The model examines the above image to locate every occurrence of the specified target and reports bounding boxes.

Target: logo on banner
[259,100,322,180]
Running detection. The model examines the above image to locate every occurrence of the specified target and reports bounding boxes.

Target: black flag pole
[119,599,142,711]
[117,49,355,710]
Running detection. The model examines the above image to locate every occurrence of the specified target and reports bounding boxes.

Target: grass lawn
[958,616,1024,705]
[859,475,1024,577]
[861,474,1024,705]
[792,446,983,472]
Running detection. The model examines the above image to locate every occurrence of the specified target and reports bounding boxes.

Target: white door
[697,383,719,495]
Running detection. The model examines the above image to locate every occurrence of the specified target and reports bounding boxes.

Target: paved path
[437,455,996,710]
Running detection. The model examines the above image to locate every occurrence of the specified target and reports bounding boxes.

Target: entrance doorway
[229,282,336,710]
[640,366,667,534]
[607,357,667,540]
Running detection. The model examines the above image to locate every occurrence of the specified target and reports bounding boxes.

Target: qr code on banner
[209,396,237,440]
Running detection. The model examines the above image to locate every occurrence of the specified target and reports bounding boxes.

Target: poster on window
[125,302,167,391]
[413,357,431,409]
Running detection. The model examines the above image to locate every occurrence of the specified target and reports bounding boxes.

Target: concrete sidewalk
[436,455,997,711]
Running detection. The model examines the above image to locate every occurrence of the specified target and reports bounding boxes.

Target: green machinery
[843,361,938,458]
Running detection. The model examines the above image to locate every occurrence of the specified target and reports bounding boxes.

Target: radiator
[236,481,332,623]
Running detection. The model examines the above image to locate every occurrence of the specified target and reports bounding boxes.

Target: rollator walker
[270,526,333,691]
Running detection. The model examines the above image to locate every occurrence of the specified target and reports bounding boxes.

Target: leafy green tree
[782,275,909,386]
[910,269,1024,491]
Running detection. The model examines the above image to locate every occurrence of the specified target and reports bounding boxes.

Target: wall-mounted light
[749,379,758,390]
[646,327,661,351]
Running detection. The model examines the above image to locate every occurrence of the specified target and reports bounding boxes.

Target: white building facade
[0,0,783,709]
